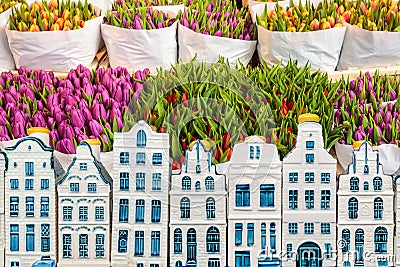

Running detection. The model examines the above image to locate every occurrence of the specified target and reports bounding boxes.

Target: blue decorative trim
[67,175,82,181]
[5,136,53,152]
[93,198,106,203]
[93,226,107,231]
[76,226,90,231]
[61,198,73,203]
[60,226,74,231]
[77,198,90,203]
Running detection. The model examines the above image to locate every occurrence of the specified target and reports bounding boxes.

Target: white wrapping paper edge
[337,21,400,70]
[178,23,257,67]
[0,5,18,71]
[335,142,400,175]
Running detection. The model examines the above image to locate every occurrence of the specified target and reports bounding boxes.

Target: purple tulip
[77,134,89,144]
[214,30,222,37]
[71,109,85,128]
[353,126,366,141]
[59,122,75,139]
[55,111,68,125]
[32,112,46,127]
[92,103,107,120]
[56,138,76,154]
[89,120,103,137]
[390,89,397,101]
[12,122,25,138]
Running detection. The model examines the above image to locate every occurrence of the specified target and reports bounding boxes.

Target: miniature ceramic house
[0,149,7,266]
[57,139,112,267]
[282,114,337,267]
[337,141,394,267]
[4,127,64,267]
[111,120,170,267]
[225,136,282,267]
[169,140,226,267]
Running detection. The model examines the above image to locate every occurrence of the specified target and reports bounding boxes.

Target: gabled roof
[5,136,53,152]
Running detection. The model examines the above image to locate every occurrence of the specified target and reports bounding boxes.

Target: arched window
[174,229,182,254]
[374,198,383,220]
[270,222,276,251]
[195,181,201,191]
[374,227,388,253]
[342,229,350,253]
[187,228,197,262]
[350,177,359,192]
[175,261,183,267]
[348,197,358,219]
[206,198,215,219]
[355,229,364,263]
[182,176,191,191]
[373,177,382,191]
[363,182,369,191]
[206,226,220,253]
[137,130,146,147]
[261,223,266,250]
[180,198,190,219]
[205,176,215,191]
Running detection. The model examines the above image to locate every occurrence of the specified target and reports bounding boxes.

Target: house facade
[57,140,112,267]
[0,150,6,266]
[111,120,170,267]
[338,141,395,267]
[169,140,227,267]
[226,136,282,267]
[282,114,337,267]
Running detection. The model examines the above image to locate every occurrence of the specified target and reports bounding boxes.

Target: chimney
[27,127,50,146]
[298,113,320,124]
[82,139,101,160]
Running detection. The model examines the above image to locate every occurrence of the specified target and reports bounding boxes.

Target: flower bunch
[104,7,174,29]
[178,0,255,40]
[0,0,18,14]
[112,0,182,10]
[257,0,343,32]
[8,0,97,32]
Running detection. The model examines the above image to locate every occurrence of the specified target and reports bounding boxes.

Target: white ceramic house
[282,114,337,267]
[57,140,112,267]
[0,150,7,266]
[338,141,395,267]
[111,120,170,267]
[225,136,282,267]
[169,140,226,267]
[4,127,64,267]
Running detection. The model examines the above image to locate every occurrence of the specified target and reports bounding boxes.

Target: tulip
[91,103,107,120]
[12,122,25,138]
[71,109,85,128]
[59,122,75,139]
[89,120,103,137]
[56,138,76,154]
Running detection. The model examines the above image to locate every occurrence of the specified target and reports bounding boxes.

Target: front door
[297,242,322,267]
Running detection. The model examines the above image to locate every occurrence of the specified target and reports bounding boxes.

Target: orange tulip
[29,24,40,32]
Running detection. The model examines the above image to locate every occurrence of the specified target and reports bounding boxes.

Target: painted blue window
[350,177,359,192]
[256,146,261,159]
[134,231,144,256]
[355,229,364,264]
[249,146,254,159]
[364,165,369,174]
[79,206,88,221]
[135,199,145,222]
[10,224,19,252]
[236,184,250,207]
[195,181,201,191]
[13,162,17,168]
[235,251,250,267]
[174,229,182,254]
[119,172,129,190]
[41,224,50,252]
[321,190,330,209]
[25,179,34,190]
[10,197,19,217]
[260,184,274,207]
[304,223,314,234]
[152,153,162,165]
[40,179,49,190]
[80,163,87,170]
[151,200,161,223]
[151,231,161,256]
[137,130,147,147]
[196,164,201,173]
[364,181,369,191]
[325,243,332,258]
[182,176,191,190]
[25,162,34,176]
[180,197,190,219]
[378,260,388,266]
[306,141,314,150]
[261,223,266,249]
[348,197,358,219]
[136,153,145,165]
[63,206,72,221]
[208,259,221,267]
[205,176,215,191]
[374,177,382,191]
[206,198,216,219]
[40,197,49,217]
[288,223,298,234]
[118,230,128,253]
[26,197,34,217]
[79,234,88,258]
[11,262,19,267]
[305,153,314,163]
[152,173,161,190]
[95,206,104,221]
[289,172,298,183]
[136,173,145,191]
[270,222,276,251]
[321,223,330,234]
[119,199,129,223]
[96,234,105,258]
[62,234,72,258]
[374,227,387,253]
[342,229,350,253]
[187,229,197,262]
[289,190,298,209]
[343,261,350,267]
[321,173,330,183]
[235,223,243,246]
[88,183,97,192]
[305,172,314,183]
[43,162,46,168]
[175,262,182,267]
[206,226,220,253]
[10,179,18,190]
[287,243,293,258]
[374,197,383,220]
[120,152,129,164]
[247,223,254,246]
[70,183,79,192]
[26,224,34,252]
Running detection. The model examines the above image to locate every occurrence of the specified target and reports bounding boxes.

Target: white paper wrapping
[89,0,112,12]
[335,142,400,175]
[337,22,400,70]
[0,5,17,71]
[178,23,257,67]
[153,4,185,17]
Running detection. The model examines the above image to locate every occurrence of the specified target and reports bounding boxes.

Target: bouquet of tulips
[0,0,18,14]
[0,0,19,71]
[112,0,182,9]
